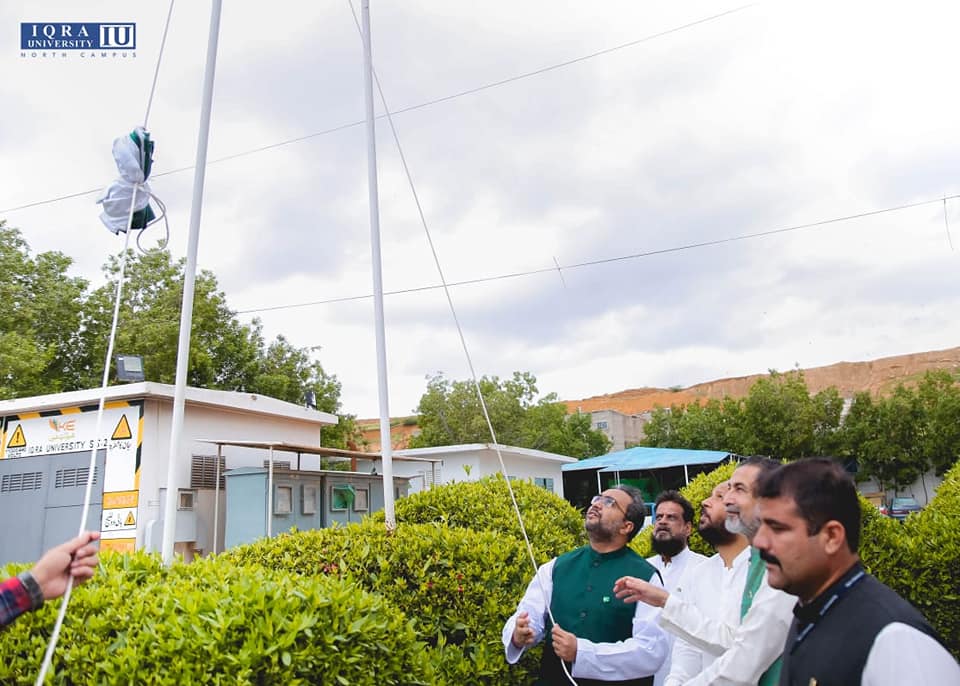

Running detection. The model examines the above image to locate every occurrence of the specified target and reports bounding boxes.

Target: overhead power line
[235,193,960,315]
[0,3,755,215]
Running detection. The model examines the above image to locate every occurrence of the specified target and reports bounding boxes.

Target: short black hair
[756,458,861,552]
[654,490,695,523]
[613,485,647,542]
[738,455,782,493]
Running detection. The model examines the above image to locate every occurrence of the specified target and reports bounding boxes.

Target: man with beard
[646,491,708,686]
[615,458,795,685]
[503,485,668,685]
[616,481,750,685]
[754,458,960,685]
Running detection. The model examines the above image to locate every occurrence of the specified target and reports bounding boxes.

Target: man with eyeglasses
[503,485,668,685]
[646,491,707,686]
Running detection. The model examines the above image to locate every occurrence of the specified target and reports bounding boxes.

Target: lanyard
[791,569,866,652]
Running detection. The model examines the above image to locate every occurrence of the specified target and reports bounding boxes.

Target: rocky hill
[563,346,960,416]
[359,346,960,450]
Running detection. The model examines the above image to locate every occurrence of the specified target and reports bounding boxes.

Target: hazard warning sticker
[102,507,137,532]
[6,425,26,449]
[111,415,132,440]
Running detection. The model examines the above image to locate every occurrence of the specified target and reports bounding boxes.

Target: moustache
[759,549,781,567]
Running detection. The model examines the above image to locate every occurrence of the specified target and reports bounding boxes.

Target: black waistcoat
[779,563,945,686]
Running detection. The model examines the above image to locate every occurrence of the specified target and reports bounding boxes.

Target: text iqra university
[20,22,136,56]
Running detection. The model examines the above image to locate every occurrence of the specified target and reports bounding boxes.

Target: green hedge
[0,553,430,685]
[862,460,960,657]
[369,475,586,562]
[224,521,539,685]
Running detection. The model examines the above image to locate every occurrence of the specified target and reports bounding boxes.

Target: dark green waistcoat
[538,545,658,686]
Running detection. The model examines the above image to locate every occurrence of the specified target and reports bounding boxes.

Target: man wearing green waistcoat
[613,458,795,685]
[503,485,668,685]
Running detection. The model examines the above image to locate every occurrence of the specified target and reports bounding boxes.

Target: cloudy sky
[2,1,960,419]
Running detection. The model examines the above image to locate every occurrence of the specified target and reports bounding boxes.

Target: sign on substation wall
[1,401,143,553]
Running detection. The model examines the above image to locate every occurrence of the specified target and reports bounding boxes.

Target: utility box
[224,467,409,549]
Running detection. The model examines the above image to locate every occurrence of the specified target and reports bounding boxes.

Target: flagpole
[361,0,396,530]
[161,0,223,564]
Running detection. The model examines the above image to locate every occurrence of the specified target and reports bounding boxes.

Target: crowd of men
[503,457,960,686]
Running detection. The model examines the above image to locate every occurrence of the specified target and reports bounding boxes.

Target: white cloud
[3,0,960,419]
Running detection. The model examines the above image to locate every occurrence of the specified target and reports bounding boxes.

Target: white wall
[136,399,324,550]
[393,447,567,497]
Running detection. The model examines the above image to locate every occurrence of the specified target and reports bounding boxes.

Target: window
[302,485,317,514]
[274,485,293,514]
[353,487,369,512]
[191,455,225,489]
[178,489,195,511]
[534,477,555,493]
[331,484,355,511]
[595,421,608,430]
[263,460,291,470]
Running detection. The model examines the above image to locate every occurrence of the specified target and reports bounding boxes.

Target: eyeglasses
[591,494,627,515]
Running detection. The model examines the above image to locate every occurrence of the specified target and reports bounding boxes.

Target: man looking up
[614,458,795,685]
[753,458,960,685]
[503,485,668,685]
[646,491,707,686]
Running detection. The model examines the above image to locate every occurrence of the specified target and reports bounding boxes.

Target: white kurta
[659,547,795,685]
[646,546,708,686]
[660,547,750,686]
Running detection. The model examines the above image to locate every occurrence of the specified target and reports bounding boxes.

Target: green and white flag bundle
[96,126,157,234]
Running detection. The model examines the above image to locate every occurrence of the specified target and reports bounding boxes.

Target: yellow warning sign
[111,415,132,440]
[124,511,136,526]
[6,425,26,449]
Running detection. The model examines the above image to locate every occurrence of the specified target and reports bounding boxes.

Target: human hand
[30,531,101,600]
[512,611,536,648]
[613,575,669,607]
[552,624,578,662]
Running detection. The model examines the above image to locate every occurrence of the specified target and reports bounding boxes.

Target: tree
[643,372,842,459]
[914,370,960,476]
[0,236,355,445]
[408,371,610,458]
[0,222,87,397]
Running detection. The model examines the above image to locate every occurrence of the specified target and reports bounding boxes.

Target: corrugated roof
[563,447,734,472]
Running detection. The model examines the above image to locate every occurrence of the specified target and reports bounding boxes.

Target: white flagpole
[361,0,396,530]
[161,0,223,564]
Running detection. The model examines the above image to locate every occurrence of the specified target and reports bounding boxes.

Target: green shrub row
[0,553,430,685]
[224,519,541,685]
[369,475,587,561]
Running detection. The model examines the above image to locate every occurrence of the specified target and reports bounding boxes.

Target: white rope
[36,2,177,680]
[35,191,138,685]
[144,1,176,129]
[347,3,575,681]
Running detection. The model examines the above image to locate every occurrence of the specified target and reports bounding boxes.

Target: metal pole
[267,445,274,537]
[683,463,690,485]
[212,443,222,554]
[160,0,223,565]
[361,0,395,530]
[596,470,602,494]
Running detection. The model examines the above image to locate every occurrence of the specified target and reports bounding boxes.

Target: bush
[862,461,960,658]
[224,520,540,685]
[0,553,430,685]
[369,475,586,562]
